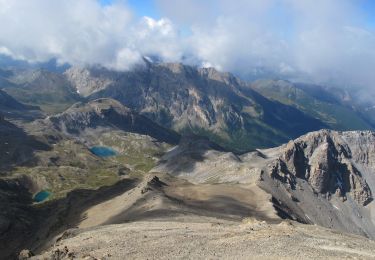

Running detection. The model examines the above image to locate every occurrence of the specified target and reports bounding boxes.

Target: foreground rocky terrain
[8,170,375,260]
[32,218,375,259]
[8,129,375,259]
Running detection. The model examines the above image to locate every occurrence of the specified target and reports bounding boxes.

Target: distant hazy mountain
[0,88,44,121]
[0,89,28,111]
[0,69,81,113]
[0,54,70,73]
[250,79,373,130]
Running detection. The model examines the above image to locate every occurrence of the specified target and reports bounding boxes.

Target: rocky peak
[198,67,239,86]
[272,130,373,206]
[47,98,180,144]
[47,98,141,133]
[62,63,327,152]
[157,62,186,74]
[341,131,375,167]
[64,66,115,97]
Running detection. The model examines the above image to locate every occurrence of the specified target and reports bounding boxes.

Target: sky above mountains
[0,0,375,91]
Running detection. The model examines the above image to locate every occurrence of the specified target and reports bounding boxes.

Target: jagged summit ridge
[271,130,373,206]
[64,62,326,152]
[45,98,180,144]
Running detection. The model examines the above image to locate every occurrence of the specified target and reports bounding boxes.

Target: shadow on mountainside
[155,134,229,175]
[0,118,51,173]
[0,177,139,259]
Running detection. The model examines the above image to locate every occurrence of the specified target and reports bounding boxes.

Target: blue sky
[361,0,375,29]
[101,0,375,30]
[128,0,160,18]
[100,0,160,18]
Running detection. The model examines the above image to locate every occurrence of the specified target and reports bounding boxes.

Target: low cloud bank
[0,0,374,91]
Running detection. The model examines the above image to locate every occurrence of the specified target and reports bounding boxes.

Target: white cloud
[156,0,375,91]
[133,17,184,62]
[0,0,375,92]
[0,0,182,69]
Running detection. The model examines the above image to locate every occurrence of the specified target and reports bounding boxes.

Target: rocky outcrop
[18,249,34,259]
[64,67,114,97]
[271,130,372,206]
[46,98,180,144]
[155,129,375,238]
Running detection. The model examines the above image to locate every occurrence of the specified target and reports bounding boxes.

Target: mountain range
[1,61,374,152]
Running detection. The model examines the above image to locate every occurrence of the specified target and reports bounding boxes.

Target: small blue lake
[90,146,118,157]
[34,190,51,202]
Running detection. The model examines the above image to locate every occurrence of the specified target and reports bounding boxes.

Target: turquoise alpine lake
[34,190,51,202]
[90,146,118,157]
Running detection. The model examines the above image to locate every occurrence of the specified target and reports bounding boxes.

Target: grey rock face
[273,130,372,206]
[18,249,34,259]
[64,67,114,97]
[46,98,180,144]
[262,130,375,238]
[65,63,326,151]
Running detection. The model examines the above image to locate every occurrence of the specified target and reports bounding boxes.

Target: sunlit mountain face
[1,1,375,259]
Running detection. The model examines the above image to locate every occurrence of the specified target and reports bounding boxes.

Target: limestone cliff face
[271,130,372,206]
[64,67,114,97]
[64,63,326,152]
[341,131,375,167]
